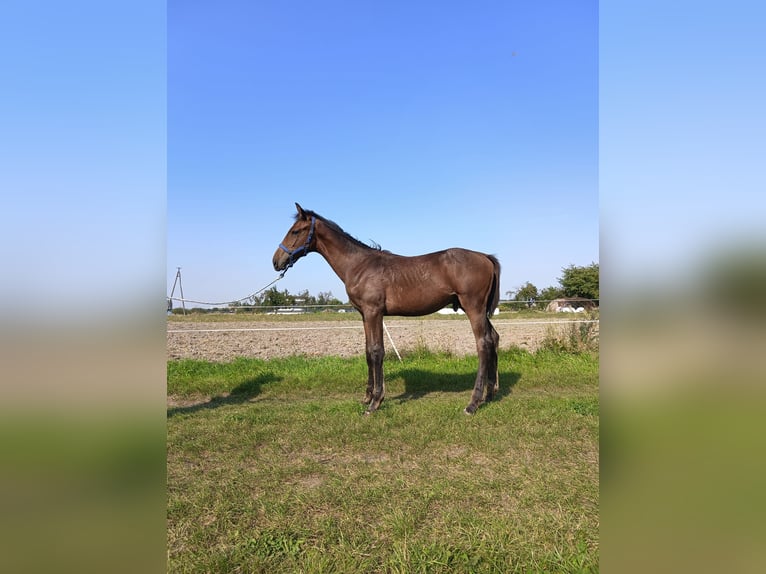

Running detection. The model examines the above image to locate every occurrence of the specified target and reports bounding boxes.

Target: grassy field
[167,347,599,573]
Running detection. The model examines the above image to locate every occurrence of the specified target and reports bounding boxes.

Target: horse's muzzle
[272,250,288,271]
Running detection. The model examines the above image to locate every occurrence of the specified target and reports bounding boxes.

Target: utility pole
[169,267,186,315]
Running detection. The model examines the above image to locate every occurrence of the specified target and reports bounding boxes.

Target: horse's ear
[295,203,307,219]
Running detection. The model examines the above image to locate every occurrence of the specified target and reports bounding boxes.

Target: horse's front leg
[362,314,386,414]
[363,353,374,405]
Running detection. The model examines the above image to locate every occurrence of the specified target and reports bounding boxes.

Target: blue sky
[600,1,766,291]
[2,2,762,317]
[168,1,599,305]
[1,1,165,318]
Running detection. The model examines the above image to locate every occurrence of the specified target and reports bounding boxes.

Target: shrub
[540,312,599,353]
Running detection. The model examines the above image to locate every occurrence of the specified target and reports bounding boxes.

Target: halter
[278,216,316,271]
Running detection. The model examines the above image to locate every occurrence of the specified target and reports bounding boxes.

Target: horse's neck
[315,224,369,285]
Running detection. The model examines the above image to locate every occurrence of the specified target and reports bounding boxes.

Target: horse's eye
[292,230,300,235]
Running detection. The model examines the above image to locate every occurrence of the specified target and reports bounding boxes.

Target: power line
[167,268,287,308]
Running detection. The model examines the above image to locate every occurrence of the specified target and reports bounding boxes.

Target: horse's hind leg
[484,323,500,402]
[464,313,495,414]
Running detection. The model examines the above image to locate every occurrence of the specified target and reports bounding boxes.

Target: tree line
[170,262,598,314]
[239,288,345,309]
[246,263,599,310]
[505,262,599,309]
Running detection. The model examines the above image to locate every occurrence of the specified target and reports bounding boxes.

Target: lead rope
[167,271,287,308]
[382,321,402,362]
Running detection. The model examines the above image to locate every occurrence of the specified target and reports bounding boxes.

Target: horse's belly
[384,289,453,316]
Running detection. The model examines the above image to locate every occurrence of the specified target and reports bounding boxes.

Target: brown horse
[273,203,501,414]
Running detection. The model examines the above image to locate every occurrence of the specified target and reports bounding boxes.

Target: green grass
[168,348,598,573]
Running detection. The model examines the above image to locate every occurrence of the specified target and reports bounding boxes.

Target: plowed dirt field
[167,316,597,362]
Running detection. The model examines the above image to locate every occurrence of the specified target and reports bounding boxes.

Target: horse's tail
[486,254,501,319]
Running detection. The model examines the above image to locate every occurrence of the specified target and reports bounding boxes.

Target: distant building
[546,297,597,313]
[267,307,306,315]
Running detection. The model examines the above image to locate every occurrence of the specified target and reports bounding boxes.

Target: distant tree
[539,285,565,302]
[316,291,343,306]
[258,286,293,308]
[509,282,540,309]
[294,289,313,306]
[514,282,539,302]
[245,286,346,309]
[559,263,599,300]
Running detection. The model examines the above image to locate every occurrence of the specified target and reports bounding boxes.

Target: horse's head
[273,203,317,272]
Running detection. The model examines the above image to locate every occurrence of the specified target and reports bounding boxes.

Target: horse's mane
[297,208,384,252]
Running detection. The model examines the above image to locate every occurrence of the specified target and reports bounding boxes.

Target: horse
[273,203,501,414]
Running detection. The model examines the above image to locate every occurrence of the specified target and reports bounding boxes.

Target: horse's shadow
[167,372,282,417]
[389,367,520,404]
